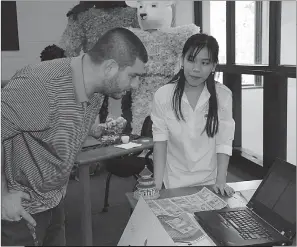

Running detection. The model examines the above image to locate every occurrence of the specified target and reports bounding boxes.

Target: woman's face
[183,46,216,87]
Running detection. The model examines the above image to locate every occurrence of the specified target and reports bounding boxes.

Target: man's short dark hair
[87,27,148,68]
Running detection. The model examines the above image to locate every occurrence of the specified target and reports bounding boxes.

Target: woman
[151,33,235,196]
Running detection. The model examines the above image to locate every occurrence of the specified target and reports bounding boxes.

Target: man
[1,27,148,246]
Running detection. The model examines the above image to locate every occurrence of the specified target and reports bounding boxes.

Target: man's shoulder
[13,58,72,83]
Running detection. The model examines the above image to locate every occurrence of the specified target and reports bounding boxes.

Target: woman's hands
[213,183,235,197]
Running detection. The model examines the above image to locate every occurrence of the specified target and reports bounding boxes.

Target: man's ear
[103,60,119,78]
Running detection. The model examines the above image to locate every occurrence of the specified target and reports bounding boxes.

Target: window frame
[194,1,296,177]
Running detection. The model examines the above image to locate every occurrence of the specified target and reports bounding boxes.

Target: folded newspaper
[157,213,205,243]
[146,187,228,244]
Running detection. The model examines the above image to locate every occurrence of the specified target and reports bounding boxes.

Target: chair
[102,116,154,212]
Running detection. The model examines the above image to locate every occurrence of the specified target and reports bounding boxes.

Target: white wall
[175,1,194,26]
[1,1,78,80]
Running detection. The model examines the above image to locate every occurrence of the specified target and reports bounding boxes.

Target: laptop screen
[248,159,296,239]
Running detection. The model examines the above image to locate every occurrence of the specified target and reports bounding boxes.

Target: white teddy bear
[125,1,174,31]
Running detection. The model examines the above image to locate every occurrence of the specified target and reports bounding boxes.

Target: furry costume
[128,24,200,134]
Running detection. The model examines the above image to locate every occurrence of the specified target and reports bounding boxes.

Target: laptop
[194,158,296,246]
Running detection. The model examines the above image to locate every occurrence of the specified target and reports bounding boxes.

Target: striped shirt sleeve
[1,75,51,142]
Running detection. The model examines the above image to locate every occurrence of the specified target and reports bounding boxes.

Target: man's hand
[213,183,235,197]
[1,191,36,226]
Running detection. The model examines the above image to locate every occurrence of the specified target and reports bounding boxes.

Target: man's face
[102,58,146,100]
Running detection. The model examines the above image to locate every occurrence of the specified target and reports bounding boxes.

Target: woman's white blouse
[151,83,235,189]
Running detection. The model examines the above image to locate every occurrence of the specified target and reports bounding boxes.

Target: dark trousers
[1,199,66,246]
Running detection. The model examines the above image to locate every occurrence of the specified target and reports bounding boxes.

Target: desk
[75,137,154,246]
[126,180,262,210]
[125,180,262,245]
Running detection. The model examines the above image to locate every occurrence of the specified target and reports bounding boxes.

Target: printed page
[146,200,168,216]
[154,198,184,216]
[149,187,227,216]
[170,195,211,214]
[157,213,205,244]
[197,187,228,210]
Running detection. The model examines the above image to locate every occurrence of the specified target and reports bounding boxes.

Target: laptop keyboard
[219,211,274,240]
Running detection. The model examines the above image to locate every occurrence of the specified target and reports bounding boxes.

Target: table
[125,180,262,246]
[126,180,262,210]
[75,136,154,246]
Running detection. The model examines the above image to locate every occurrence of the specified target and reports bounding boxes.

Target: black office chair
[102,116,154,212]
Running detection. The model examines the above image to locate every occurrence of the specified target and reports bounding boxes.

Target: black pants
[1,199,66,246]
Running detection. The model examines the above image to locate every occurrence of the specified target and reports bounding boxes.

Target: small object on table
[121,135,130,144]
[133,165,160,200]
[91,116,127,138]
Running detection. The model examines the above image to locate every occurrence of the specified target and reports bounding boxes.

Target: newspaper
[148,187,228,217]
[146,187,228,244]
[157,212,205,243]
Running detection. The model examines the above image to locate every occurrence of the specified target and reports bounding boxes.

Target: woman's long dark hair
[168,33,219,138]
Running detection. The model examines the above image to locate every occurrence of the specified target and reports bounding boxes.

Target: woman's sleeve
[216,92,235,156]
[150,92,169,142]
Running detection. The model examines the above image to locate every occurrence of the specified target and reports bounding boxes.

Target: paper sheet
[114,142,142,149]
[149,187,228,217]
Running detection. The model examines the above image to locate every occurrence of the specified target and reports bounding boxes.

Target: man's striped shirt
[1,56,104,214]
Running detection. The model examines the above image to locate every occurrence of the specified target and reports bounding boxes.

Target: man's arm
[1,75,50,225]
[2,145,8,195]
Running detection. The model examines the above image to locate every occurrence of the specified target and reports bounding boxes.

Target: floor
[64,164,244,246]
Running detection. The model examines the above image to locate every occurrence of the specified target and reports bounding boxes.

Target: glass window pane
[287,78,296,165]
[242,77,263,158]
[281,1,296,65]
[210,1,226,64]
[261,1,270,65]
[235,1,255,64]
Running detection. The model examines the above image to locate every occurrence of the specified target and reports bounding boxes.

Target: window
[209,1,269,86]
[198,1,296,172]
[281,1,296,165]
[2,1,19,51]
[210,1,226,64]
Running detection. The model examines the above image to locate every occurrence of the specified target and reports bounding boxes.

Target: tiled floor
[64,165,243,246]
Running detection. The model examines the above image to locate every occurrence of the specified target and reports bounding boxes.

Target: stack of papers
[114,142,142,149]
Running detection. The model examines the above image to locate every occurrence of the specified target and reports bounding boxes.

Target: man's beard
[102,75,124,99]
